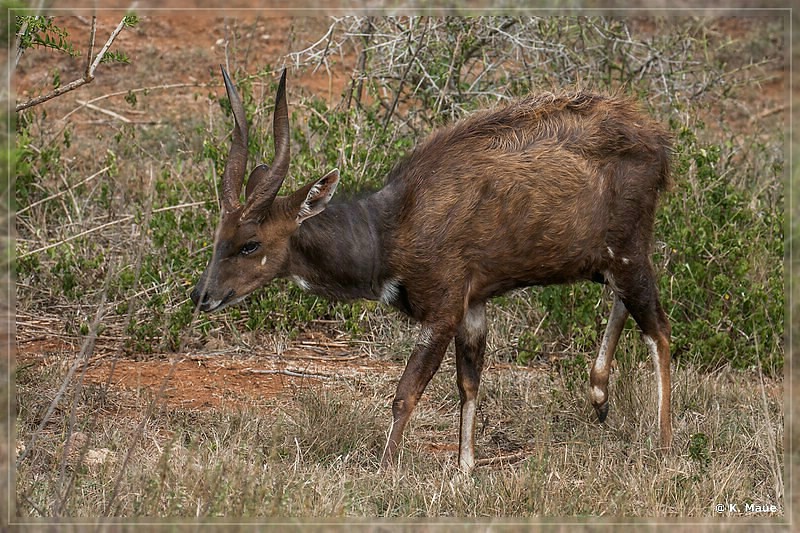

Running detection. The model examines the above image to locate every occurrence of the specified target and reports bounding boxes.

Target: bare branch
[16,75,97,112]
[60,82,212,121]
[15,16,129,112]
[245,368,332,380]
[14,18,29,69]
[75,99,132,123]
[85,16,97,77]
[88,16,127,75]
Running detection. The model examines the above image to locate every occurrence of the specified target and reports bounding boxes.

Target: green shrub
[657,125,783,374]
[14,16,783,375]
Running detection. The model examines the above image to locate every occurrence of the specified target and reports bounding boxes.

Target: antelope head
[191,67,339,312]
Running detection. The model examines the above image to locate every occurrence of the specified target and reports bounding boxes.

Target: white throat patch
[380,278,401,304]
[292,275,311,291]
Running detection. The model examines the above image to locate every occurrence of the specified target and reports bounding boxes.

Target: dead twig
[750,104,787,124]
[75,99,132,123]
[17,165,110,215]
[17,215,135,260]
[381,17,429,134]
[245,368,332,380]
[16,262,114,467]
[475,451,530,468]
[281,351,364,362]
[14,17,29,68]
[60,82,212,121]
[103,357,177,517]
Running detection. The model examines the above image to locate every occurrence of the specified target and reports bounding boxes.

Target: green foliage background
[14,16,785,374]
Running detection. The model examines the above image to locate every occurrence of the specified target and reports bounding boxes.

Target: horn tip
[221,66,234,87]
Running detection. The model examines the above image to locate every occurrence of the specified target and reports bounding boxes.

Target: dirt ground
[16,329,401,410]
[13,14,789,415]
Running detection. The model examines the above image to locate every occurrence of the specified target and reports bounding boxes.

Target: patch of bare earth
[17,327,404,411]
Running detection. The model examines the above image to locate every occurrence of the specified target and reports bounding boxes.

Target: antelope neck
[284,189,396,302]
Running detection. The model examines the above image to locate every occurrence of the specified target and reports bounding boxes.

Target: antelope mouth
[195,289,246,313]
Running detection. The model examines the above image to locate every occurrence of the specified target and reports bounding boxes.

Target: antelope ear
[292,169,339,224]
[244,163,272,201]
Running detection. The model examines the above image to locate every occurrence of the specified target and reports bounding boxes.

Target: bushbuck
[191,67,673,472]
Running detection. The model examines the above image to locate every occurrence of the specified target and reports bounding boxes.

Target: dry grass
[14,331,784,519]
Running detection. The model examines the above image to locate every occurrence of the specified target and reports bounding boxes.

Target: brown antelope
[191,67,673,472]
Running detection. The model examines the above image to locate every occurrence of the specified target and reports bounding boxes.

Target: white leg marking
[418,326,434,348]
[591,297,627,405]
[644,334,662,427]
[459,399,477,472]
[591,385,606,405]
[591,332,611,405]
[593,296,626,374]
[461,305,487,345]
[593,332,611,373]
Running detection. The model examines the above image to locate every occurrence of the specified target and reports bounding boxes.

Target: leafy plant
[657,125,783,374]
[14,15,79,57]
[14,15,784,375]
[14,14,139,111]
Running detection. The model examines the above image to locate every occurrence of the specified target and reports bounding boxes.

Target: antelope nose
[190,286,207,307]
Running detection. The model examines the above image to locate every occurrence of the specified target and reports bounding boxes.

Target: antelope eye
[239,241,260,256]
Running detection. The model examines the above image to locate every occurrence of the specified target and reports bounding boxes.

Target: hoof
[594,402,609,423]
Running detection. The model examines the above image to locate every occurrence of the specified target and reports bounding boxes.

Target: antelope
[191,67,673,472]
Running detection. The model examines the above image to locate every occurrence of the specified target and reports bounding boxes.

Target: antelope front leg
[454,303,487,472]
[589,294,628,422]
[381,323,453,469]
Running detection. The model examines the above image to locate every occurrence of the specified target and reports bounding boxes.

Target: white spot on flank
[380,278,401,304]
[292,275,311,291]
[621,257,631,265]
